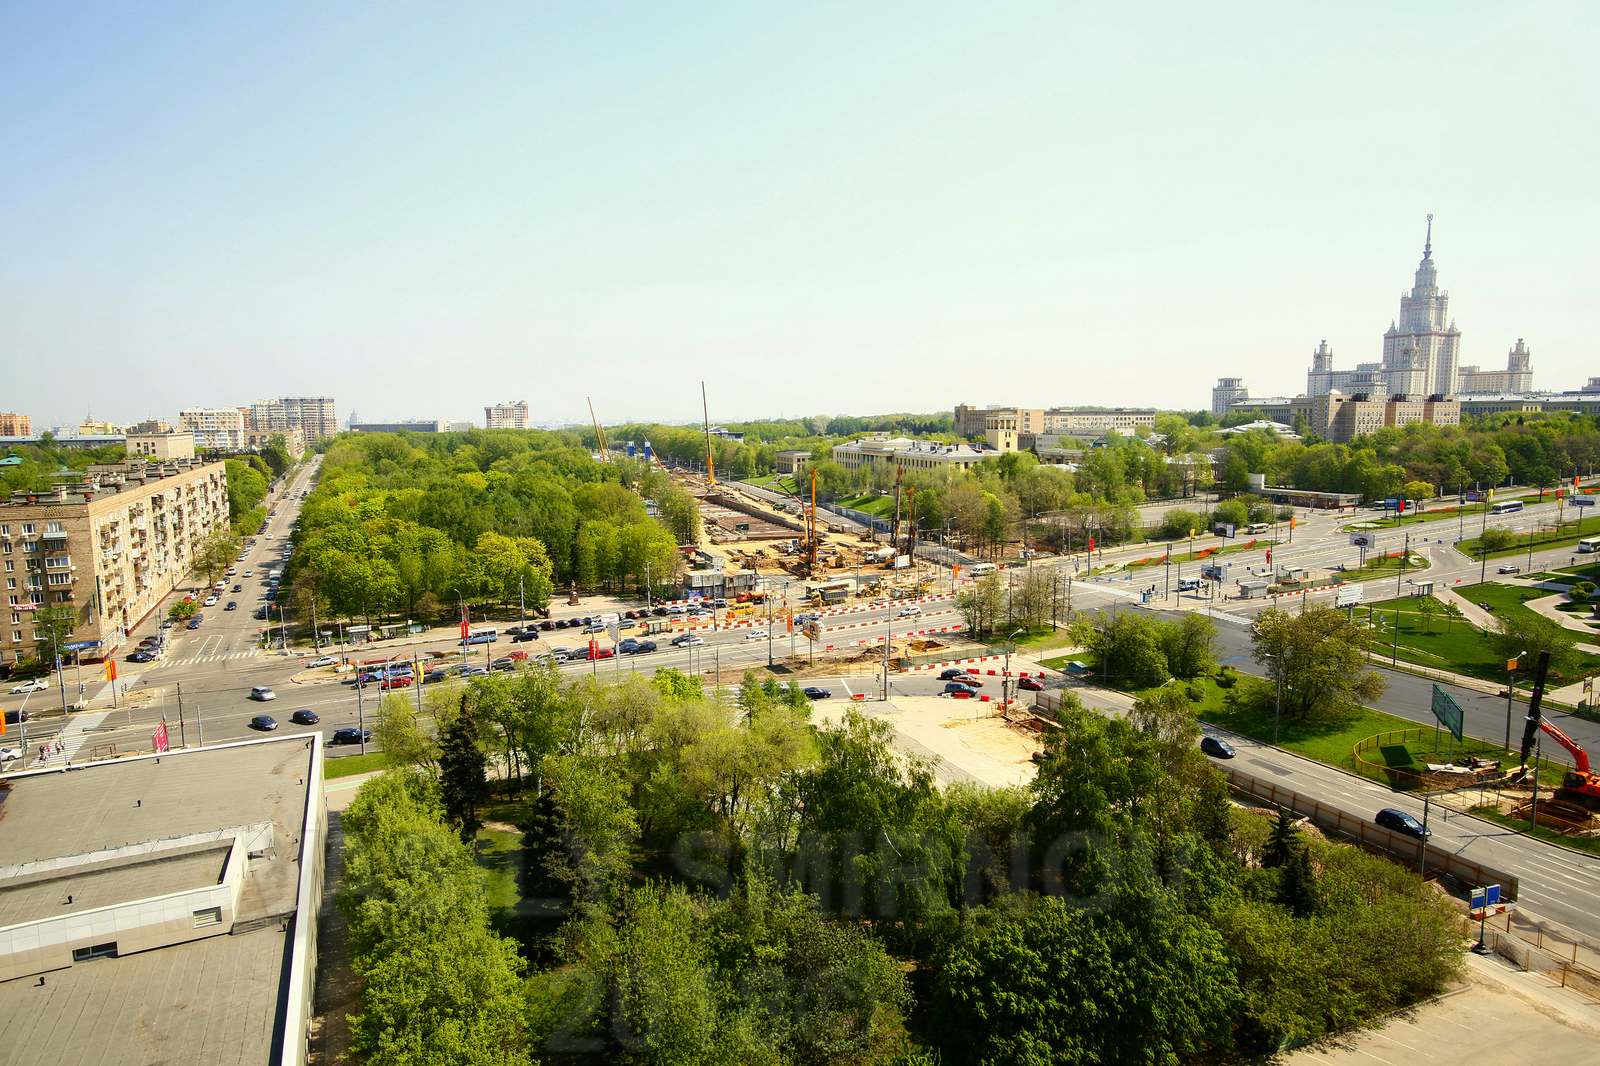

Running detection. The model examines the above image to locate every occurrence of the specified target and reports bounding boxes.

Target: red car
[1017,677,1044,692]
[379,676,414,690]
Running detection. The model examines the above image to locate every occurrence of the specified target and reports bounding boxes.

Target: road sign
[62,640,101,651]
[1430,683,1464,741]
[1335,584,1364,608]
[1574,498,1596,509]
[607,623,620,644]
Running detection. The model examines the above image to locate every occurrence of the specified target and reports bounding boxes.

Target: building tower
[1381,214,1460,396]
[1505,339,1533,392]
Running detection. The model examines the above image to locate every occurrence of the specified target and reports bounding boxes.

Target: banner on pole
[1430,683,1464,741]
[152,720,170,754]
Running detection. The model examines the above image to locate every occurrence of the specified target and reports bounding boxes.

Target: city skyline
[4,3,1596,427]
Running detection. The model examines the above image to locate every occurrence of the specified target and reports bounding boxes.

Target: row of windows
[0,522,64,536]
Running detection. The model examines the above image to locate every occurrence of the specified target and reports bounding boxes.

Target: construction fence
[1478,907,1600,1001]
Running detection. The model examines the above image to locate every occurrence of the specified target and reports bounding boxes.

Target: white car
[265,534,274,540]
[0,746,21,763]
[9,678,48,694]
[1498,565,1521,575]
[250,686,277,701]
[898,605,922,617]
[308,656,338,668]
[203,596,218,607]
[743,630,770,641]
[243,570,252,577]
[227,567,237,575]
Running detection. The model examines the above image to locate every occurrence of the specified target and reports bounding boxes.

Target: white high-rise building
[484,400,529,430]
[1380,215,1460,396]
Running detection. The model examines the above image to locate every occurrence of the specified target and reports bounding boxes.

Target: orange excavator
[1537,719,1600,811]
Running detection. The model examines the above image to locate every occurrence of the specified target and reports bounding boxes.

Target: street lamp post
[1005,628,1025,708]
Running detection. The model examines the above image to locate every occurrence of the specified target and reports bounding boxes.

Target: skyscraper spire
[1424,212,1432,259]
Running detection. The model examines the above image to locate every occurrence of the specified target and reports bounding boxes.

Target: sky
[4,1,1598,430]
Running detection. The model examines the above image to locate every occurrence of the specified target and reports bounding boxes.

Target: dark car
[331,728,372,745]
[232,584,243,592]
[553,618,570,629]
[225,601,237,611]
[652,606,669,616]
[944,681,977,696]
[938,668,970,681]
[1477,601,1494,612]
[632,640,658,654]
[512,631,540,643]
[618,638,639,652]
[1375,808,1430,839]
[186,618,202,630]
[423,670,449,683]
[160,618,177,628]
[1017,677,1044,692]
[249,714,278,731]
[290,709,320,725]
[490,657,517,672]
[802,686,832,700]
[505,626,524,636]
[539,620,555,631]
[126,650,156,663]
[1199,736,1236,759]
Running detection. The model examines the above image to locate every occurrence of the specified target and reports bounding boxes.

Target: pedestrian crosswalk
[149,649,266,668]
[32,710,109,768]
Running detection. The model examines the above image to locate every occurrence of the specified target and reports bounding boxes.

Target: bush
[1571,581,1596,602]
[1479,525,1518,552]
[1187,685,1204,701]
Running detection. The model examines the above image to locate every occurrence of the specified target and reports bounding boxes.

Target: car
[3,709,30,724]
[938,668,970,681]
[225,601,237,611]
[552,618,570,629]
[617,619,638,631]
[1477,601,1493,611]
[899,605,922,618]
[512,631,540,643]
[243,569,252,577]
[672,635,705,647]
[126,651,156,663]
[744,630,770,641]
[583,623,606,634]
[632,640,658,654]
[944,681,977,696]
[161,618,176,628]
[461,665,489,677]
[203,596,218,607]
[667,604,686,615]
[802,686,832,700]
[539,620,555,631]
[0,746,22,763]
[186,619,202,630]
[249,686,277,701]
[624,610,639,620]
[713,598,728,608]
[1199,736,1236,759]
[1375,807,1430,839]
[506,649,529,660]
[139,636,163,646]
[379,676,413,689]
[227,566,237,576]
[1017,677,1044,691]
[1498,565,1521,575]
[265,534,273,539]
[290,709,321,725]
[255,607,269,620]
[505,626,524,636]
[490,657,518,671]
[249,715,278,731]
[652,606,669,616]
[232,584,243,592]
[618,638,639,651]
[308,655,338,668]
[331,728,372,745]
[423,670,449,683]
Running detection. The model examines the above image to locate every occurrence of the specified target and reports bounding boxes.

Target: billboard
[1431,683,1464,741]
[1214,523,1236,539]
[1349,532,1376,548]
[1335,583,1364,608]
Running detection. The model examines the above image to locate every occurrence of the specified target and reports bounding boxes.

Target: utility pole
[356,673,367,755]
[882,599,892,701]
[519,575,526,635]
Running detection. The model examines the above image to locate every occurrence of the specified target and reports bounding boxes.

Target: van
[1177,577,1202,592]
[1245,523,1270,535]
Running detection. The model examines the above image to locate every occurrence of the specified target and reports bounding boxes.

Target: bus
[1579,537,1600,554]
[1490,500,1524,515]
[460,627,499,645]
[967,562,998,576]
[1244,523,1270,535]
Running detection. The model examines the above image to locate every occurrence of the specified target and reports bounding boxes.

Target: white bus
[460,627,499,645]
[1244,523,1270,535]
[1490,500,1524,515]
[1579,537,1600,554]
[967,563,998,576]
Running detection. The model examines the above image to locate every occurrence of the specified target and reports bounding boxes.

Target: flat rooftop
[0,736,319,1066]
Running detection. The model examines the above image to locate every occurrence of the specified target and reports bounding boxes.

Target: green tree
[1488,611,1583,677]
[1250,606,1386,721]
[955,572,1006,637]
[438,703,489,840]
[1479,525,1517,551]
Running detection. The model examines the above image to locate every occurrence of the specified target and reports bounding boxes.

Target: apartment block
[1313,392,1461,444]
[0,413,31,436]
[126,432,196,460]
[1224,395,1315,426]
[0,458,228,665]
[1042,408,1158,434]
[178,407,250,451]
[484,400,530,430]
[249,397,338,442]
[831,437,998,472]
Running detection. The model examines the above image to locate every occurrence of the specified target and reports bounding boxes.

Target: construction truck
[1538,719,1600,811]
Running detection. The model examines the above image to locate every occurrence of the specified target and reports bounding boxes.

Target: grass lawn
[325,751,388,778]
[985,625,1076,654]
[836,493,897,518]
[1459,521,1585,560]
[473,826,523,915]
[1338,553,1430,583]
[1344,504,1492,531]
[1469,805,1600,857]
[1090,538,1278,577]
[1360,595,1509,683]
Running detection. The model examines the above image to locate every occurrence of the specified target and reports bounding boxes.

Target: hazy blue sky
[4,1,1596,429]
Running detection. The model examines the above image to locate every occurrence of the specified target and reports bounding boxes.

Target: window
[21,524,34,535]
[9,631,18,643]
[46,522,63,533]
[72,942,117,962]
[47,573,71,585]
[21,541,37,552]
[0,525,7,535]
[192,907,222,928]
[9,613,16,624]
[45,556,70,568]
[3,561,10,572]
[53,592,70,603]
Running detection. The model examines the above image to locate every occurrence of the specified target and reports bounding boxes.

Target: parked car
[666,604,686,615]
[249,686,277,701]
[713,598,728,608]
[161,618,176,628]
[290,710,320,725]
[423,670,449,683]
[1375,807,1430,839]
[249,715,278,731]
[802,686,832,700]
[651,606,669,616]
[203,596,218,607]
[186,618,203,630]
[1498,564,1521,574]
[672,634,705,647]
[618,638,639,652]
[308,655,338,667]
[617,619,638,630]
[1199,736,1236,759]
[331,728,371,745]
[583,623,606,634]
[243,569,252,577]
[539,620,555,631]
[1017,677,1044,692]
[126,651,156,663]
[490,657,518,672]
[460,666,489,678]
[943,681,977,696]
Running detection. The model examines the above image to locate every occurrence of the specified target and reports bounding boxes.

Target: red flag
[152,721,169,754]
[1088,538,1096,553]
[460,604,470,641]
[1266,549,1273,564]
